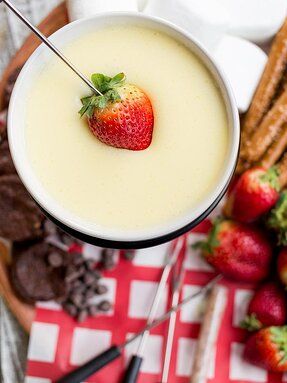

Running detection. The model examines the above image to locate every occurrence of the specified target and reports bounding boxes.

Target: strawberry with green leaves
[79,72,154,151]
[241,282,287,331]
[195,219,272,282]
[267,190,287,245]
[224,167,280,223]
[244,326,287,372]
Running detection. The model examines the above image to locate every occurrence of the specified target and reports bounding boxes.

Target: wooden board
[0,2,69,333]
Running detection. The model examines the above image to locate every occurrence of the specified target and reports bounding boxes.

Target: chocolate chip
[98,300,111,312]
[48,252,63,268]
[84,259,95,271]
[72,283,86,295]
[83,272,96,286]
[70,293,84,308]
[65,265,84,283]
[102,248,114,259]
[77,309,88,323]
[92,269,102,279]
[63,303,78,317]
[95,285,108,295]
[71,279,82,289]
[85,288,95,299]
[89,305,98,317]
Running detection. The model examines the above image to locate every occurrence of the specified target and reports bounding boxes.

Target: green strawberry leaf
[270,326,287,365]
[192,217,223,254]
[240,313,262,332]
[260,166,280,191]
[267,190,287,245]
[79,72,126,118]
[91,73,111,92]
[109,72,126,87]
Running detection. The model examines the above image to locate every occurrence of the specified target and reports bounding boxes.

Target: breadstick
[190,285,227,383]
[242,89,287,163]
[242,18,287,139]
[259,124,287,169]
[278,151,287,188]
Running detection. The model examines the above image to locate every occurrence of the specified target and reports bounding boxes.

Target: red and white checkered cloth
[25,217,286,383]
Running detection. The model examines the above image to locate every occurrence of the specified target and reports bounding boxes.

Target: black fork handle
[56,345,121,383]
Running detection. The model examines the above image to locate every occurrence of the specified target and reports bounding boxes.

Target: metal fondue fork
[160,253,185,383]
[122,237,185,383]
[0,0,102,96]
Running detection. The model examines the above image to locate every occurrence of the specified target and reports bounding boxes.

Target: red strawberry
[244,326,287,372]
[267,191,287,245]
[79,72,154,150]
[224,167,280,223]
[241,282,287,331]
[195,219,272,282]
[277,248,287,286]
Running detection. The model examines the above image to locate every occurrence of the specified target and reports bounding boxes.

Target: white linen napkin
[65,0,286,113]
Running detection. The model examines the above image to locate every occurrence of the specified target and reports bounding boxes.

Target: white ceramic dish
[8,12,240,249]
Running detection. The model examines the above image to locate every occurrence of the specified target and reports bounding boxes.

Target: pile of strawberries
[198,166,287,372]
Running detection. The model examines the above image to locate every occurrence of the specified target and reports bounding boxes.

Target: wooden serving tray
[0,2,69,333]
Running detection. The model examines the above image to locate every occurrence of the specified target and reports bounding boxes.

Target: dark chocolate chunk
[0,175,44,241]
[10,243,66,303]
[95,284,108,295]
[98,300,111,312]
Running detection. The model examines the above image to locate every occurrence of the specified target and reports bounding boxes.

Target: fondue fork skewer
[122,237,185,383]
[0,0,103,96]
[160,255,185,383]
[57,274,222,383]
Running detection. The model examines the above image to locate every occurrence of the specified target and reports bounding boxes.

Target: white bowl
[8,12,240,249]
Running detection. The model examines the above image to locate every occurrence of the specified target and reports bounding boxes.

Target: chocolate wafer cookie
[0,175,44,241]
[10,243,66,303]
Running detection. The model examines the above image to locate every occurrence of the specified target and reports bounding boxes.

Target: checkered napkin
[24,212,287,383]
